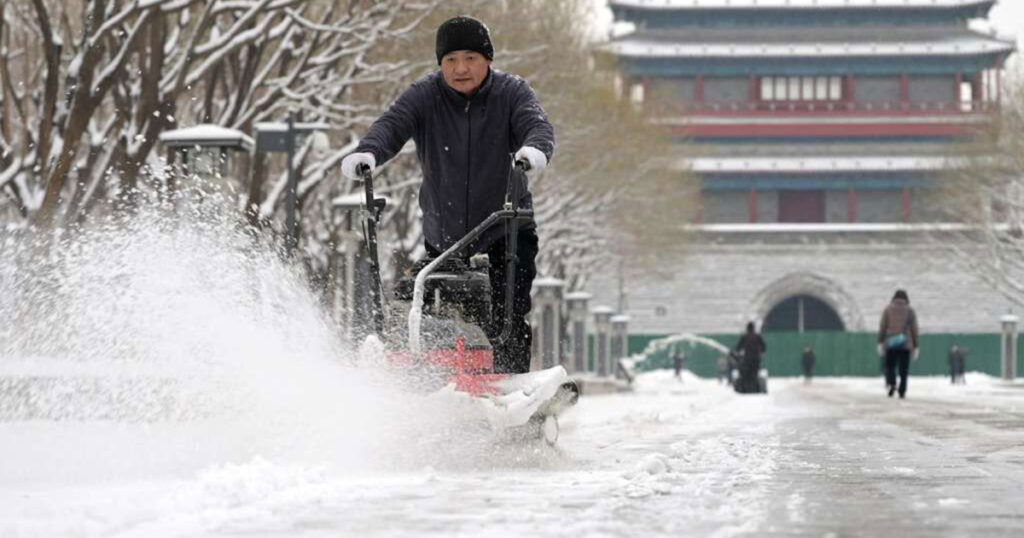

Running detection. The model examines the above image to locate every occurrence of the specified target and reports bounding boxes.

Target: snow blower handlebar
[409,159,533,355]
[492,158,530,348]
[356,163,386,336]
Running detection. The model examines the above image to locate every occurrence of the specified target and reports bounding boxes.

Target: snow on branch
[193,0,274,56]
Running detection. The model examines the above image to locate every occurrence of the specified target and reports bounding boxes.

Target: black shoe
[888,386,895,397]
[899,393,905,399]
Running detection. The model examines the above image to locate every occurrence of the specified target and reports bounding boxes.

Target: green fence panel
[627,331,1022,378]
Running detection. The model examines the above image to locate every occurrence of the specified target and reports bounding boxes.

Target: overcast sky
[988,0,1024,69]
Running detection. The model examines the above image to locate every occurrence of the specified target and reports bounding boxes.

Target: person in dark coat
[672,348,686,380]
[948,344,967,385]
[734,322,766,393]
[341,16,555,374]
[877,289,919,399]
[957,346,968,384]
[800,346,816,384]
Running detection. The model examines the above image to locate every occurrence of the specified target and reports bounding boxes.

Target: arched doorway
[762,294,845,332]
[747,272,863,331]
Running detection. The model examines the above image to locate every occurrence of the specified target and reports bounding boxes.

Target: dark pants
[427,228,538,374]
[802,361,814,380]
[737,358,761,393]
[485,228,538,374]
[884,348,910,397]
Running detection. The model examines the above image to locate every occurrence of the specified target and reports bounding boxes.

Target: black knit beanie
[435,16,493,64]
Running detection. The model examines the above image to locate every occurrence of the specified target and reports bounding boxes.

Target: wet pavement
[742,380,1024,536]
[3,375,1023,537]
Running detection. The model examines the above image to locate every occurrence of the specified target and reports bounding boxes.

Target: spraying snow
[0,192,552,490]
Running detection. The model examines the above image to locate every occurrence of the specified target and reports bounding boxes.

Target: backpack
[884,310,913,350]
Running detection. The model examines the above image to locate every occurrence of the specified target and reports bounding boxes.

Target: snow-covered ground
[3,370,1023,538]
[4,209,1022,537]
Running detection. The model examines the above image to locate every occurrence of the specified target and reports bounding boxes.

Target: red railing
[653,100,999,117]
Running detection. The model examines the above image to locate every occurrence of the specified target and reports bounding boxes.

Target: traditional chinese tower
[597,0,1017,336]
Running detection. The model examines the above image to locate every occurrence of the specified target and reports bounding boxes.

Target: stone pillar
[1001,314,1019,381]
[565,292,592,374]
[532,277,565,371]
[592,306,615,377]
[611,314,630,380]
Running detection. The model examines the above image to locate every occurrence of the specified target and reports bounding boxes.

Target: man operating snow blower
[341,15,554,374]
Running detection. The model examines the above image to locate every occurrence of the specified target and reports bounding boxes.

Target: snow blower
[353,159,579,445]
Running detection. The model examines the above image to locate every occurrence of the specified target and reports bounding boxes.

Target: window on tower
[778,191,826,223]
[759,76,843,102]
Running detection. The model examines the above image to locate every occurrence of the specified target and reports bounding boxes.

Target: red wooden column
[997,62,1003,106]
[748,74,758,102]
[847,189,857,223]
[695,74,705,103]
[972,75,983,111]
[955,72,963,110]
[844,74,855,105]
[748,188,758,223]
[901,188,910,223]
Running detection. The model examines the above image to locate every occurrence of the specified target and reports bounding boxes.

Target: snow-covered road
[3,372,1024,537]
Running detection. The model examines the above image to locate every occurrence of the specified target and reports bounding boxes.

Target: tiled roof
[611,0,993,10]
[607,26,1014,57]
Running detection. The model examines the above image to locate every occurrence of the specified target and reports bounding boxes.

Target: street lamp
[254,115,329,258]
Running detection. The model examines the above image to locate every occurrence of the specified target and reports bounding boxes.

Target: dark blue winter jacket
[354,68,555,253]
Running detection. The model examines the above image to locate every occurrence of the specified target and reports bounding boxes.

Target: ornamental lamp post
[1000,313,1019,381]
[158,124,253,201]
[330,192,390,338]
[592,305,615,377]
[254,115,329,258]
[610,314,630,379]
[532,277,565,370]
[565,292,592,374]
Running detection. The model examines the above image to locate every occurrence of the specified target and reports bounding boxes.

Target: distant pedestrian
[959,347,969,384]
[877,289,919,399]
[801,346,816,383]
[734,322,766,394]
[949,344,967,385]
[672,348,686,380]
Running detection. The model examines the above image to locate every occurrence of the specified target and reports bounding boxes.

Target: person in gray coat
[341,16,555,374]
[877,289,919,399]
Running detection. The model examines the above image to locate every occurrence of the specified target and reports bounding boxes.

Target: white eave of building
[610,0,992,10]
[685,155,951,173]
[606,36,1013,58]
